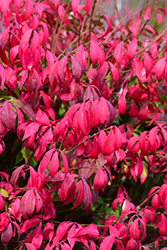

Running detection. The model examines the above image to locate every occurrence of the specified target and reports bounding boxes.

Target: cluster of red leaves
[1,0,167,249]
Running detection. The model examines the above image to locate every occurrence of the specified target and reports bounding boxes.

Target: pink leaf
[118,92,126,115]
[114,41,124,66]
[148,126,158,154]
[59,150,69,177]
[14,99,36,121]
[98,97,109,124]
[144,52,153,77]
[85,0,92,14]
[53,221,73,245]
[100,235,115,250]
[58,5,70,27]
[90,41,104,66]
[104,129,115,155]
[73,224,99,238]
[25,243,37,250]
[82,177,92,209]
[93,169,108,190]
[1,101,16,132]
[22,122,39,141]
[57,55,68,83]
[127,38,137,60]
[72,0,80,15]
[99,15,111,38]
[108,62,120,82]
[154,58,165,80]
[21,189,36,219]
[38,149,55,175]
[49,151,59,178]
[71,55,82,81]
[36,109,50,126]
[1,222,13,244]
[71,180,84,209]
[0,64,6,89]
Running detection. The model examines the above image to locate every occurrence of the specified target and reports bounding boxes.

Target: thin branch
[89,0,97,41]
[67,125,113,155]
[103,10,137,44]
[53,1,71,55]
[136,0,149,39]
[114,0,124,40]
[135,27,167,56]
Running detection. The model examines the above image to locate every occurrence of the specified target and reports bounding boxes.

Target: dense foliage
[1,0,167,249]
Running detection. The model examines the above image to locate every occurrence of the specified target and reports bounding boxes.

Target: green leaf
[0,188,8,198]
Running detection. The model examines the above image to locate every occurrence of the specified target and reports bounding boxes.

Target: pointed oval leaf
[100,235,115,250]
[1,101,16,132]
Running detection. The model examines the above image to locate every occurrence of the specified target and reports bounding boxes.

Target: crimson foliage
[1,0,167,249]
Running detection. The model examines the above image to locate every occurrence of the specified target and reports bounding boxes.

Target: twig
[136,0,149,39]
[103,10,138,44]
[135,27,167,56]
[89,0,97,41]
[67,125,113,155]
[152,0,158,28]
[114,0,124,40]
[53,1,71,55]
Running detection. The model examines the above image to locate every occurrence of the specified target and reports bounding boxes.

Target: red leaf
[77,102,88,134]
[49,151,59,178]
[57,55,68,83]
[139,131,148,154]
[118,92,126,115]
[114,126,123,150]
[128,103,138,117]
[21,218,40,233]
[108,62,120,82]
[1,101,16,132]
[14,99,36,121]
[82,177,92,209]
[98,130,107,155]
[22,122,39,141]
[98,97,109,124]
[127,38,137,60]
[100,235,115,250]
[21,189,36,219]
[20,29,33,53]
[59,150,69,177]
[30,30,39,54]
[21,0,33,21]
[126,239,138,250]
[72,0,80,15]
[114,41,124,67]
[71,180,84,209]
[58,5,70,27]
[129,219,140,240]
[53,221,73,245]
[90,41,105,66]
[148,126,158,154]
[1,222,13,244]
[59,175,76,204]
[38,149,55,175]
[154,58,165,80]
[71,55,82,81]
[152,194,160,209]
[0,64,5,89]
[144,52,153,77]
[73,224,99,238]
[25,243,37,250]
[99,15,111,38]
[93,169,108,190]
[85,0,92,14]
[104,129,115,155]
[36,109,50,126]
